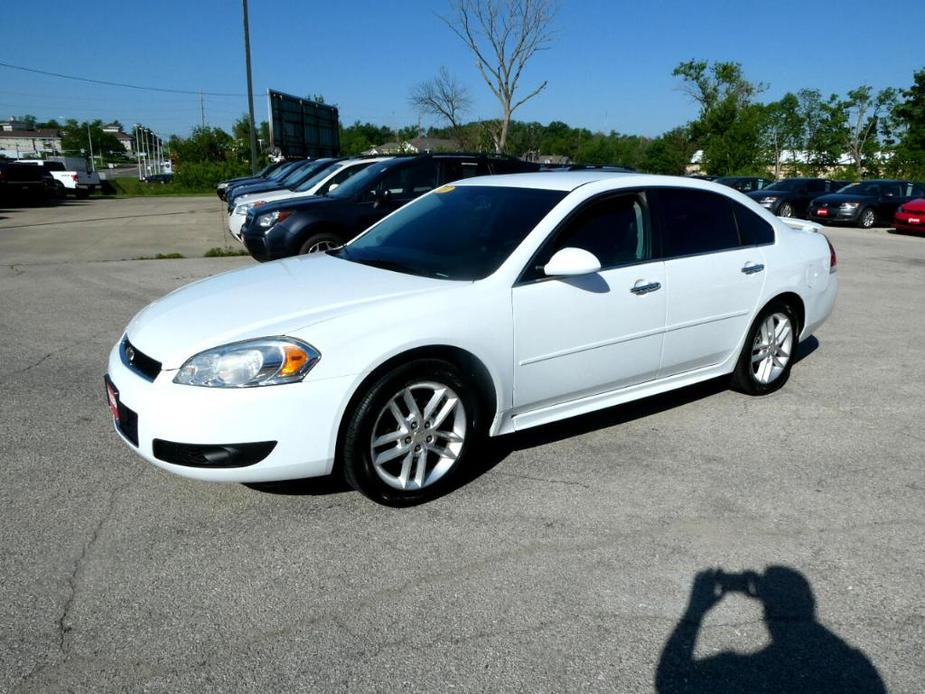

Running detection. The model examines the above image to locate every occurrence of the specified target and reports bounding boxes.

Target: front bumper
[106,340,356,483]
[809,207,860,224]
[894,213,925,233]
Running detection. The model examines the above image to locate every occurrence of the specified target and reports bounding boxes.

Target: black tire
[778,202,793,218]
[341,359,482,506]
[76,187,89,199]
[298,232,341,255]
[54,182,66,200]
[731,300,799,396]
[858,207,876,229]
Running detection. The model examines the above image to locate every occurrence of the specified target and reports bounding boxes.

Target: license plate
[817,209,829,217]
[909,218,921,225]
[105,376,120,423]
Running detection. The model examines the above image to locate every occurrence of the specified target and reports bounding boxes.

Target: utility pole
[135,125,142,180]
[200,91,206,128]
[86,122,95,172]
[242,0,259,174]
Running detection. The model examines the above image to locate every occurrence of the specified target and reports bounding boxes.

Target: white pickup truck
[16,157,101,198]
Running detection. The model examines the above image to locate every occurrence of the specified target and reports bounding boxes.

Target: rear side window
[442,159,489,182]
[655,188,741,257]
[381,161,439,198]
[44,161,65,171]
[734,202,775,245]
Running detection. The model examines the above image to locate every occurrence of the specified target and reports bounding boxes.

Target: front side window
[655,188,741,257]
[380,161,440,198]
[524,194,650,281]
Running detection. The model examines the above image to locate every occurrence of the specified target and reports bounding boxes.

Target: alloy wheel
[307,239,338,253]
[369,382,467,490]
[751,312,793,385]
[779,203,793,218]
[860,209,875,228]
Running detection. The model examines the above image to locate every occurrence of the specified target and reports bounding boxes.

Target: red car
[894,198,925,233]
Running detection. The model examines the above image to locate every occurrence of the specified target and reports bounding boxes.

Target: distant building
[0,127,62,158]
[364,137,461,155]
[102,123,135,153]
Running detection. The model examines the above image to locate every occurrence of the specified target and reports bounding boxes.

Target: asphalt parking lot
[1,197,923,692]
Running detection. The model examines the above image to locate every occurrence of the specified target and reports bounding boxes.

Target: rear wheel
[342,359,481,506]
[731,301,798,395]
[298,232,341,255]
[859,207,876,229]
[778,202,793,218]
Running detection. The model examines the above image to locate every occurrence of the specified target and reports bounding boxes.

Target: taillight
[825,235,837,273]
[71,174,79,182]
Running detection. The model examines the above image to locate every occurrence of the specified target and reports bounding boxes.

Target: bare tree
[442,0,557,153]
[409,66,472,141]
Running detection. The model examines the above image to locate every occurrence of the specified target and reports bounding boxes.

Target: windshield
[763,179,804,192]
[326,161,403,199]
[293,162,342,192]
[279,160,326,187]
[839,182,881,195]
[331,185,566,280]
[268,160,302,181]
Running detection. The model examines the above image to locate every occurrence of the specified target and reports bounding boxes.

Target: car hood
[746,189,790,199]
[900,198,925,212]
[236,187,310,208]
[230,181,286,200]
[812,193,874,205]
[126,254,450,369]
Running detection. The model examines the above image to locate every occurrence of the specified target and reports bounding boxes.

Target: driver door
[512,192,666,411]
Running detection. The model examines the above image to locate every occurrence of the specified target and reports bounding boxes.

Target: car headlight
[840,201,860,209]
[758,196,779,205]
[234,203,253,216]
[256,209,293,230]
[173,337,320,387]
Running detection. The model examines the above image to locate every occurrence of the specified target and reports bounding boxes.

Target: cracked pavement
[0,198,923,692]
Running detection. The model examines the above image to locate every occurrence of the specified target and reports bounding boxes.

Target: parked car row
[215,153,541,261]
[807,180,925,229]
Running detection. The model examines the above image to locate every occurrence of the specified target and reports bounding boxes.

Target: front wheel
[298,232,341,255]
[731,302,798,395]
[341,359,481,506]
[858,208,876,229]
[778,202,794,218]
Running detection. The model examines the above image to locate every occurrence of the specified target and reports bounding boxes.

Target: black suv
[241,154,540,261]
[808,180,925,228]
[713,176,773,193]
[0,161,53,205]
[745,178,846,218]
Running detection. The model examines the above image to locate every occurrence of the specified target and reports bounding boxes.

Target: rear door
[650,187,770,377]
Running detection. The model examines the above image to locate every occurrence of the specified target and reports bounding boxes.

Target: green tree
[890,69,925,179]
[761,93,803,178]
[168,126,234,163]
[673,60,767,175]
[842,86,897,178]
[797,90,847,176]
[642,126,696,175]
[60,119,124,163]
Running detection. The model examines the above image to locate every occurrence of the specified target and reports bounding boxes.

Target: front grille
[121,337,162,381]
[152,440,276,468]
[116,402,139,446]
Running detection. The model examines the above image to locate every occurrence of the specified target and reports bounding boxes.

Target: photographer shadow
[655,567,885,694]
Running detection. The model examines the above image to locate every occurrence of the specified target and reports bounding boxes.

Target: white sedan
[106,172,837,505]
[226,157,391,240]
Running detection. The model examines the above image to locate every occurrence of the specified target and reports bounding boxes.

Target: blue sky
[1,0,923,140]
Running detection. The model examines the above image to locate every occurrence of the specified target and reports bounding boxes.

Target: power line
[0,60,245,97]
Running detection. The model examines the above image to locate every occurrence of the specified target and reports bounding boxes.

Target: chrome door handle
[630,281,661,295]
[742,263,765,275]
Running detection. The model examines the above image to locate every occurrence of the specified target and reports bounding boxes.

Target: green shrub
[106,161,251,196]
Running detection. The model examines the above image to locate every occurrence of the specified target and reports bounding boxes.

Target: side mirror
[326,182,339,192]
[543,247,602,277]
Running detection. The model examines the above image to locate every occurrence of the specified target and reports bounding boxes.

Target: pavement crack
[0,339,94,383]
[57,484,124,654]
